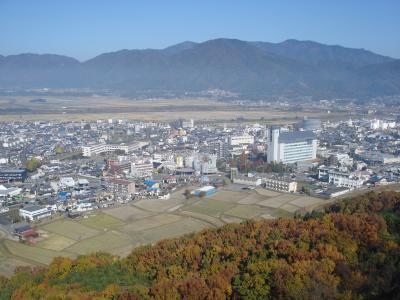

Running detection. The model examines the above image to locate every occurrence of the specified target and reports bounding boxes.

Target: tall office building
[267,126,317,164]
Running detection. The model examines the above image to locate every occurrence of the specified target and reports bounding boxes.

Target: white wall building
[267,127,317,164]
[82,142,148,157]
[370,119,396,130]
[263,177,297,193]
[318,166,364,189]
[229,135,254,146]
[19,205,51,221]
[131,161,153,178]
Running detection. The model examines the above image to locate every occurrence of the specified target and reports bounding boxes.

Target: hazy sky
[1,0,399,61]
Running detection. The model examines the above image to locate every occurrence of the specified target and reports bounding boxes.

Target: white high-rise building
[267,126,317,164]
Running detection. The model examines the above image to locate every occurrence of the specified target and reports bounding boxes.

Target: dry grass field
[4,240,76,265]
[78,213,124,230]
[65,231,132,255]
[103,205,154,221]
[42,220,99,240]
[0,95,347,122]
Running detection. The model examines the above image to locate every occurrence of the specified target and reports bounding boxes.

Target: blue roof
[144,180,157,186]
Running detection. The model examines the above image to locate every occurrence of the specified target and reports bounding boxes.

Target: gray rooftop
[21,205,45,212]
[279,131,316,143]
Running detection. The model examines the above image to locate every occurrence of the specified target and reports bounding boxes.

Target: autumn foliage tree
[1,191,400,299]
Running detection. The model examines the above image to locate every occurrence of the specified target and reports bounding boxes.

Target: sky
[0,0,399,61]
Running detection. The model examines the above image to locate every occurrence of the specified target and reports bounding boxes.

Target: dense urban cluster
[0,115,399,230]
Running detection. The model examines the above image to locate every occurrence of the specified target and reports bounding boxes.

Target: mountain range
[1,38,399,98]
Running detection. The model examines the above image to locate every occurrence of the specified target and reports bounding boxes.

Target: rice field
[78,213,124,230]
[36,234,76,251]
[184,199,235,217]
[65,231,132,255]
[4,240,76,265]
[0,186,328,276]
[104,205,154,221]
[42,220,99,240]
[139,218,209,244]
[121,214,183,233]
[224,205,271,219]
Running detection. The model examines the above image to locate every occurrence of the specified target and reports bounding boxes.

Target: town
[0,114,399,275]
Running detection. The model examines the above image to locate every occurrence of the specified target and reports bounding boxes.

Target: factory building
[267,127,317,164]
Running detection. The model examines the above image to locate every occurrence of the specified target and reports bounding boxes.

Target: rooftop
[279,130,316,143]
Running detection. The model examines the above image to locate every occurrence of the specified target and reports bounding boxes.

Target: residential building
[263,176,297,193]
[0,169,27,182]
[106,178,136,195]
[229,135,254,146]
[131,161,153,178]
[19,205,51,221]
[318,166,364,189]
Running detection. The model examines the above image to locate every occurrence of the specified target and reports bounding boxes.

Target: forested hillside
[1,191,399,299]
[1,39,399,98]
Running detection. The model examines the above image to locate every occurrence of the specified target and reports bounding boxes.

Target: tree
[183,189,192,199]
[55,145,64,154]
[25,157,41,172]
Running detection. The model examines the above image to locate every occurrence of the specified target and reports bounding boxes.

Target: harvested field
[104,206,154,221]
[42,220,99,240]
[4,240,75,265]
[0,256,35,277]
[220,215,244,224]
[133,198,186,213]
[36,234,76,251]
[121,214,183,233]
[280,204,301,213]
[185,199,235,217]
[289,196,324,208]
[79,213,124,230]
[178,211,225,227]
[255,189,282,197]
[237,193,266,205]
[209,190,249,203]
[66,231,132,255]
[224,205,269,219]
[139,218,208,244]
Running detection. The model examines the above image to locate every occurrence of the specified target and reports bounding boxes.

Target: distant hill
[0,38,399,98]
[251,39,393,68]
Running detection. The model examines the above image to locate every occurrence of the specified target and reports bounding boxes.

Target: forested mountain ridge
[1,190,399,299]
[1,39,399,98]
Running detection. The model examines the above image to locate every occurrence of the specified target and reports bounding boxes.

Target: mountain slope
[0,39,399,98]
[163,41,198,55]
[0,53,83,88]
[252,39,394,68]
